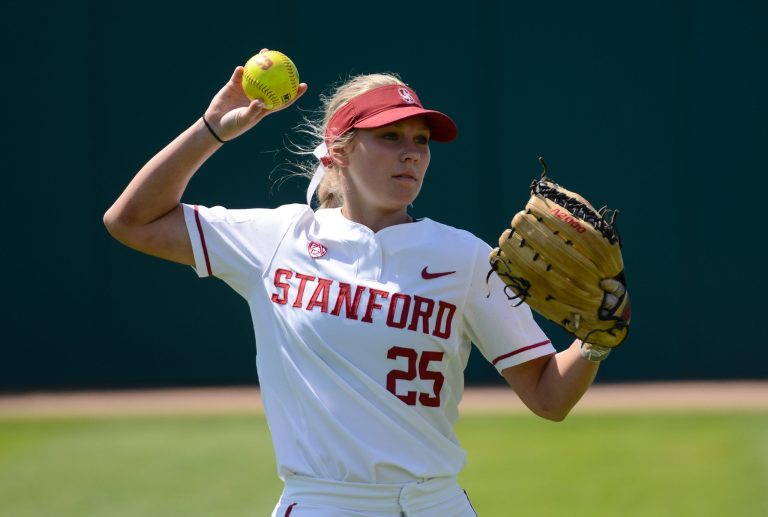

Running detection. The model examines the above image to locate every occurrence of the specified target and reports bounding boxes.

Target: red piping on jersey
[285,503,297,516]
[193,205,213,277]
[492,340,552,365]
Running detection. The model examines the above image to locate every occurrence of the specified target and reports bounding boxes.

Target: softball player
[105,60,603,516]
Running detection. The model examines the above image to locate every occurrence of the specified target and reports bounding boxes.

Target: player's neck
[340,204,412,233]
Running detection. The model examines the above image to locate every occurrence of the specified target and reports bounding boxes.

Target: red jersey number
[386,346,445,407]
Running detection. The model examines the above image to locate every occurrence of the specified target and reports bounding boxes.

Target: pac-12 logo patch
[308,241,327,258]
[398,87,416,104]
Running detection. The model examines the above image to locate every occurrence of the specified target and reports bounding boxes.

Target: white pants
[271,475,478,517]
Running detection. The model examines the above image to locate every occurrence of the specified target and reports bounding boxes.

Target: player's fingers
[598,278,626,314]
[234,99,267,127]
[215,67,250,105]
[229,66,244,84]
[247,98,266,116]
[284,83,308,106]
[599,278,626,297]
[216,103,262,138]
[267,83,308,114]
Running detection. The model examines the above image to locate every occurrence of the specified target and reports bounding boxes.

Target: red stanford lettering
[270,267,456,340]
[270,268,293,305]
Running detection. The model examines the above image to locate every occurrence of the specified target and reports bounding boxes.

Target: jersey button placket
[353,231,383,282]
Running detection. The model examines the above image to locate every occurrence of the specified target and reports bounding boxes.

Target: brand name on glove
[550,208,587,233]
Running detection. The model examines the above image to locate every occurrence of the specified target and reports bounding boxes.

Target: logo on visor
[398,88,416,104]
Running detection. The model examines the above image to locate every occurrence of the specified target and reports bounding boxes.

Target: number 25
[386,346,445,407]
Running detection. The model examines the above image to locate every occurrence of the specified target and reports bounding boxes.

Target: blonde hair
[293,72,406,209]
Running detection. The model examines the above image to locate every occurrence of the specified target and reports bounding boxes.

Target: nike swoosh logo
[421,267,456,280]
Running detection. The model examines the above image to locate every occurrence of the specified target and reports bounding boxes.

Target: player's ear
[329,145,350,167]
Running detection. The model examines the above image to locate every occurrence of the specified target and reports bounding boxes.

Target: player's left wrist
[579,341,611,362]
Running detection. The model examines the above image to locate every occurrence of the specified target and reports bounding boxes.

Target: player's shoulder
[418,217,489,251]
[194,203,311,224]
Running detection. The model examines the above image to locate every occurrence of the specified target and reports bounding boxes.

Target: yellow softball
[241,50,300,109]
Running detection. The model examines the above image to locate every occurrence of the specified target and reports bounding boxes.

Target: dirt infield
[0,381,766,417]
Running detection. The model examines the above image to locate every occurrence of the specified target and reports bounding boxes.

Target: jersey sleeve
[182,203,309,297]
[462,239,556,373]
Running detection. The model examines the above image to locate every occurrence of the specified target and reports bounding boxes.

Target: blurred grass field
[1,410,766,516]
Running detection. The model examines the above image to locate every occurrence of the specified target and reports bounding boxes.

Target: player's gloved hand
[203,51,308,142]
[489,158,631,350]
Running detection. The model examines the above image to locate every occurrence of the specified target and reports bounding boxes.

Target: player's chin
[388,182,422,207]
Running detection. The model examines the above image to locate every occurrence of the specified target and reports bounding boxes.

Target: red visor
[325,84,457,144]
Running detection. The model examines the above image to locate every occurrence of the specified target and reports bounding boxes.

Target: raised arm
[103,63,307,265]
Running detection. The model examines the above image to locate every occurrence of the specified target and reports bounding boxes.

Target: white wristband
[579,341,612,362]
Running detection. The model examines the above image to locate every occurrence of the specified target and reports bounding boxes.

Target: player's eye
[414,134,430,145]
[381,132,399,140]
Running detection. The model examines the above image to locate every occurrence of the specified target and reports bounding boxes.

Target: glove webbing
[532,179,622,246]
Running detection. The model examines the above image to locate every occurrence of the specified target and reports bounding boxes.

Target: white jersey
[182,203,555,484]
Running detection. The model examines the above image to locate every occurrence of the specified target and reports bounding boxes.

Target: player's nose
[400,142,424,162]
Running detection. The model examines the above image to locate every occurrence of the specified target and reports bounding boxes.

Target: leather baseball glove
[489,158,631,348]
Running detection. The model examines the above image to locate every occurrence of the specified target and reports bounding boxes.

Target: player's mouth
[392,172,418,183]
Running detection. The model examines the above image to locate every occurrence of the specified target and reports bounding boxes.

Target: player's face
[341,117,431,215]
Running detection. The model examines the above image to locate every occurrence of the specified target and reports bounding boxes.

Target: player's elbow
[103,207,117,231]
[538,409,569,422]
[530,401,572,422]
[103,206,129,241]
[103,205,146,248]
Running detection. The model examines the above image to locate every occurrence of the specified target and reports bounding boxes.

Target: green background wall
[3,1,766,389]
